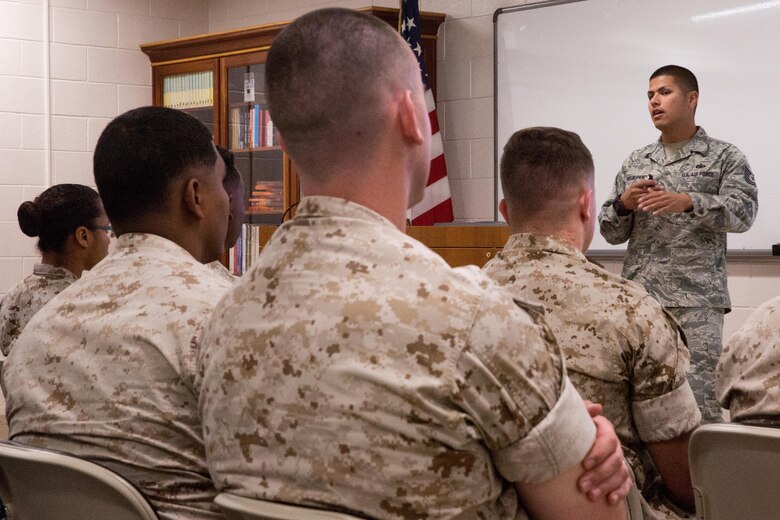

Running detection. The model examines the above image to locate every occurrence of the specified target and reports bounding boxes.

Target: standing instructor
[599,65,758,423]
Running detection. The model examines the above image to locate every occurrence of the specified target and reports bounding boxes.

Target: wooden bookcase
[142,7,446,273]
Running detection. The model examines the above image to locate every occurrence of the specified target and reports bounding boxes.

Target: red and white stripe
[409,89,454,225]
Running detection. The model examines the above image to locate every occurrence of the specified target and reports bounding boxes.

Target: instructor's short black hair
[650,65,699,94]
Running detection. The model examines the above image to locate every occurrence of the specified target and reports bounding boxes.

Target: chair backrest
[689,423,780,520]
[215,493,365,520]
[0,441,158,520]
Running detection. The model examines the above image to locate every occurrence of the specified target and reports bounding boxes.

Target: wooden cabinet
[406,226,509,268]
[142,7,446,273]
[252,225,509,269]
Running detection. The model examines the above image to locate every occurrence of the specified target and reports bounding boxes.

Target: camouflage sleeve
[456,290,596,484]
[598,161,635,245]
[686,147,758,233]
[629,297,701,442]
[716,296,780,424]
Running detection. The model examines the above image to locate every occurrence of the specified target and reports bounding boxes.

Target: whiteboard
[494,0,778,251]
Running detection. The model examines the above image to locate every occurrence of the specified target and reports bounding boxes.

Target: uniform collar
[113,232,199,261]
[293,196,397,230]
[32,263,78,280]
[503,233,587,263]
[647,126,709,165]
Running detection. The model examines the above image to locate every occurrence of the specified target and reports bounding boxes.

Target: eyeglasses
[87,225,114,237]
[88,225,112,232]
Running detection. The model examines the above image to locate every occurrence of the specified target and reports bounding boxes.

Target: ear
[184,177,206,220]
[689,90,699,110]
[579,188,593,222]
[399,90,424,145]
[498,198,510,222]
[74,226,90,249]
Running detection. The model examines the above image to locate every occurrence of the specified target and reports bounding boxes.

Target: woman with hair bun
[0,184,111,356]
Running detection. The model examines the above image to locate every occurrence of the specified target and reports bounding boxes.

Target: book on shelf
[163,70,213,110]
[226,223,264,276]
[229,104,277,149]
[247,180,284,214]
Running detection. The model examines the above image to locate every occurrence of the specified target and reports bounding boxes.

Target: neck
[508,219,585,253]
[40,251,83,278]
[661,123,697,144]
[298,157,412,232]
[116,214,213,263]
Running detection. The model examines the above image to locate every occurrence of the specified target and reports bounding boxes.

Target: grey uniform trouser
[665,307,725,424]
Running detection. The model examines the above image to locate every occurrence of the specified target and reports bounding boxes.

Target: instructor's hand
[619,179,657,210]
[638,187,693,215]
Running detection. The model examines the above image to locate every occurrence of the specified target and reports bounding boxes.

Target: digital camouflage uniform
[483,233,701,520]
[3,233,232,520]
[208,260,238,283]
[0,264,77,356]
[199,196,597,520]
[599,127,758,423]
[717,296,780,427]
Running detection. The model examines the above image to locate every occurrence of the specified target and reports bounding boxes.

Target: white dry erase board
[494,0,779,252]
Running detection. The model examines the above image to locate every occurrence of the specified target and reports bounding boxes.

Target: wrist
[613,194,633,216]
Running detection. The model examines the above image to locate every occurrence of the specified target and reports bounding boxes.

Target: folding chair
[689,423,780,520]
[0,440,158,520]
[215,492,364,520]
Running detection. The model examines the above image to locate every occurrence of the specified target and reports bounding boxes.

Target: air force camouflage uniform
[599,128,758,423]
[484,233,701,519]
[0,264,77,356]
[717,296,780,427]
[199,196,597,520]
[3,233,232,520]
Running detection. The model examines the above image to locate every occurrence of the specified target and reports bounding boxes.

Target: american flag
[400,0,454,225]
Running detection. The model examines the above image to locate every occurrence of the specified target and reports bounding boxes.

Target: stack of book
[247,180,284,214]
[163,71,213,109]
[229,105,277,149]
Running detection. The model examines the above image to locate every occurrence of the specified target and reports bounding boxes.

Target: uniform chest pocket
[676,169,720,194]
[670,246,714,267]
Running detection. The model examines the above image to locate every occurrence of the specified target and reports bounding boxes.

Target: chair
[215,493,365,520]
[0,440,158,520]
[689,423,780,520]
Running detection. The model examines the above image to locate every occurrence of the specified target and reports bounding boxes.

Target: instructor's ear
[399,90,424,145]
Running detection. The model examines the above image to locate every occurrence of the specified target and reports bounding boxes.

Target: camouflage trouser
[665,307,725,424]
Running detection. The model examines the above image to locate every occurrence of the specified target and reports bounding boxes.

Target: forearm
[687,191,758,232]
[516,464,628,520]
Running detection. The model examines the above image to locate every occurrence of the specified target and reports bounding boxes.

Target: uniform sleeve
[628,297,701,442]
[716,297,780,424]
[455,290,595,484]
[686,147,758,233]
[599,160,635,245]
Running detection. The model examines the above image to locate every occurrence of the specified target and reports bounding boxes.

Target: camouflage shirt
[3,233,232,520]
[599,127,758,308]
[199,196,596,520]
[208,260,238,283]
[717,296,780,427]
[0,264,77,356]
[483,233,701,493]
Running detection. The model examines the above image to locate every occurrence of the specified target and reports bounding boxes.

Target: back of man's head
[500,127,594,225]
[94,106,216,227]
[266,8,418,175]
[650,64,699,94]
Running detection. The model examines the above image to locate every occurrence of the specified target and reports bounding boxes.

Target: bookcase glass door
[227,62,285,225]
[162,70,215,135]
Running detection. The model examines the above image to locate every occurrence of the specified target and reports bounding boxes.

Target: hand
[578,408,632,504]
[619,179,657,210]
[638,187,693,215]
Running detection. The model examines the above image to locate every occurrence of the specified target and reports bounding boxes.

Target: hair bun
[17,200,43,237]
